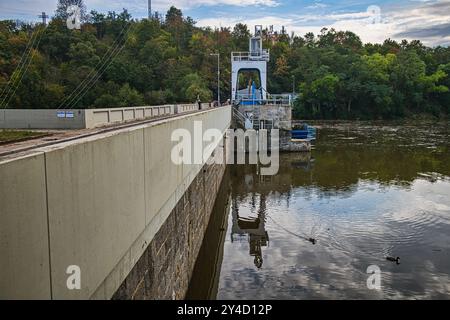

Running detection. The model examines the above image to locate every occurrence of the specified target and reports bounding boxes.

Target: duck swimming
[386,256,400,264]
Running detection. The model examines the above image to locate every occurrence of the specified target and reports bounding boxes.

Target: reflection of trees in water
[313,126,450,188]
[212,125,450,298]
[233,146,450,196]
[227,126,450,268]
[231,135,450,201]
[307,144,450,190]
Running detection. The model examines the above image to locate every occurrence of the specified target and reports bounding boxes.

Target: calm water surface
[187,122,450,300]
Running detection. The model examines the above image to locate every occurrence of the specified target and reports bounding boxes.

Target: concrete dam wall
[0,106,231,300]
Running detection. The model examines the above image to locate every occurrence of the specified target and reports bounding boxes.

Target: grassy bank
[0,130,47,144]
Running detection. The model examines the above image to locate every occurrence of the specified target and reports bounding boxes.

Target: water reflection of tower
[231,191,269,269]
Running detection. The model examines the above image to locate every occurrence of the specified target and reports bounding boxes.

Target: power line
[1,26,46,109]
[57,22,135,110]
[65,24,138,109]
[0,28,40,107]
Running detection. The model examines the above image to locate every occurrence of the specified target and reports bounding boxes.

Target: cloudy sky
[0,0,449,46]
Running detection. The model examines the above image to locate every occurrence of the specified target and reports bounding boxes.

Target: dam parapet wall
[0,106,231,300]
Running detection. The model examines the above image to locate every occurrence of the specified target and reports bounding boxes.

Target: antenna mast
[38,12,49,25]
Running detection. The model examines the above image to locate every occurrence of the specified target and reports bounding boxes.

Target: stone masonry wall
[237,104,292,130]
[112,150,226,300]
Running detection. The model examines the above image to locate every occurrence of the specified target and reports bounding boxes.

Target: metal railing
[232,107,247,128]
[234,93,293,106]
[232,50,270,62]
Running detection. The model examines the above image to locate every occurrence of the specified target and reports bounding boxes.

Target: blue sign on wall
[56,111,75,119]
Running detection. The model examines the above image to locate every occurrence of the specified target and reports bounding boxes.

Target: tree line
[0,3,449,119]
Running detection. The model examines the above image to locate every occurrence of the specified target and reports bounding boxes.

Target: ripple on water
[268,192,450,264]
[202,122,450,300]
[314,205,448,260]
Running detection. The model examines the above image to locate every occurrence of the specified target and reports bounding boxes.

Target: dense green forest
[1,3,449,120]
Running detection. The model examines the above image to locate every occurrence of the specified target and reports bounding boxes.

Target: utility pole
[210,53,220,105]
[148,0,152,19]
[38,12,49,25]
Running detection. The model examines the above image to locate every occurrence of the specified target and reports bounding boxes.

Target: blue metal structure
[292,124,317,140]
[240,81,262,105]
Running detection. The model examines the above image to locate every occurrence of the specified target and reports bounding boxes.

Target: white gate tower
[231,25,270,104]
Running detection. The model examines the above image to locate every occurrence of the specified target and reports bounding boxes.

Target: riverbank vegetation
[0,3,449,120]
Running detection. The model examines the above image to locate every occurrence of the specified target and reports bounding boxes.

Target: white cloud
[196,0,450,46]
[90,0,280,11]
[0,0,279,20]
[306,1,328,10]
[1,0,449,46]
